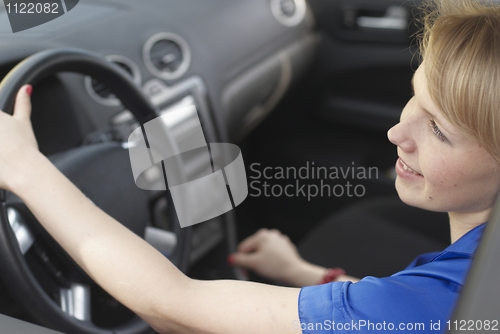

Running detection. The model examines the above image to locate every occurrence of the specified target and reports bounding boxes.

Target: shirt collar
[434,223,486,260]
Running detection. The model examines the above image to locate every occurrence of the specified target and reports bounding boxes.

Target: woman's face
[387,63,500,214]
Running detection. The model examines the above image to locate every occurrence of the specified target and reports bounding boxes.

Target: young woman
[0,0,498,332]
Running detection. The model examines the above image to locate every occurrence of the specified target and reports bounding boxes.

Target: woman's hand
[231,229,303,283]
[0,85,39,191]
[230,228,359,286]
[230,228,328,287]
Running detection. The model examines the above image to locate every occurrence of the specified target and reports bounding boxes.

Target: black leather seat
[298,197,450,278]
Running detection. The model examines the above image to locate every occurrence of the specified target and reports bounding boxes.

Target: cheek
[425,151,500,202]
[420,152,469,198]
[420,149,453,185]
[425,166,457,189]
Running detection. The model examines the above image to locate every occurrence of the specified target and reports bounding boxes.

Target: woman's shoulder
[299,273,460,333]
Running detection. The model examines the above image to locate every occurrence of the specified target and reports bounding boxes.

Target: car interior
[0,0,497,333]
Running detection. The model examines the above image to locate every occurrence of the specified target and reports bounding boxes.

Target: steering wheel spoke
[59,283,91,322]
[7,207,35,255]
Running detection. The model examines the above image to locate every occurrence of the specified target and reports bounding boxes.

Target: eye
[429,120,447,142]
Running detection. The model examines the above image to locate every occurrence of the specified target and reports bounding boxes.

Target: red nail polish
[227,255,235,265]
[26,85,32,96]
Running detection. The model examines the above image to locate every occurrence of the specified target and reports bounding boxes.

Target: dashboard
[0,0,317,146]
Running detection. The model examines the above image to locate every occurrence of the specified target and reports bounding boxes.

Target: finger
[13,85,32,120]
[237,232,265,253]
[231,252,258,269]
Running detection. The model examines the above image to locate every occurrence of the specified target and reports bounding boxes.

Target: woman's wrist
[284,260,360,287]
[318,267,346,284]
[284,260,327,287]
[7,149,47,196]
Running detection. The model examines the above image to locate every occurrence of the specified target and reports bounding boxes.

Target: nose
[387,123,401,145]
[387,117,416,153]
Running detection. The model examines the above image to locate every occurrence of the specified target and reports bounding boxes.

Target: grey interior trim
[448,199,500,332]
[0,313,64,334]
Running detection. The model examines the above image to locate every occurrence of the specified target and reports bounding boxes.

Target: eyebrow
[421,107,437,121]
[411,72,437,120]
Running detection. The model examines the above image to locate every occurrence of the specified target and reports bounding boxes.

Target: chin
[395,180,430,211]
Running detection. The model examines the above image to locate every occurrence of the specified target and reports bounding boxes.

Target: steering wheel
[0,48,191,334]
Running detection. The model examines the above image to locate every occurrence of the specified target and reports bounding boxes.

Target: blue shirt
[297,224,486,333]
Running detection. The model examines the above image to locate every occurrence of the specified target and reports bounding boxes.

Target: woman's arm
[1,87,300,334]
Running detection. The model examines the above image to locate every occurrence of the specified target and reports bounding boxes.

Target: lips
[400,159,422,176]
[395,158,424,180]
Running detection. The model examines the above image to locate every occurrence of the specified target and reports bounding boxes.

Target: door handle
[357,6,408,31]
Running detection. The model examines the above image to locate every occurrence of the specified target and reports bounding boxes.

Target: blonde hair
[419,0,500,161]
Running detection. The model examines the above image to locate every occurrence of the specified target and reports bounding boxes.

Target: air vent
[143,32,191,81]
[271,0,306,26]
[280,0,297,17]
[85,55,142,106]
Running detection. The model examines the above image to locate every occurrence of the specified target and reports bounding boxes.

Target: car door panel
[308,0,422,131]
